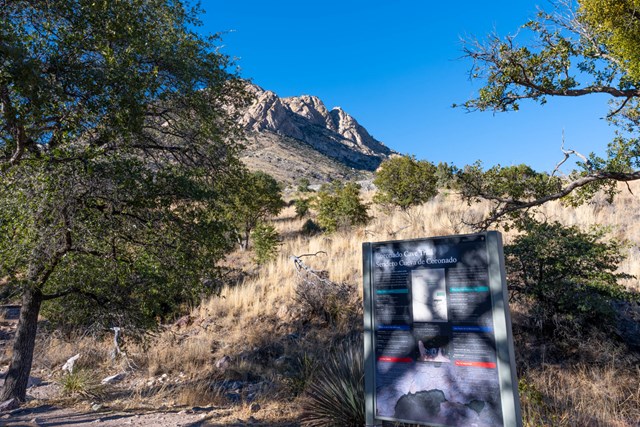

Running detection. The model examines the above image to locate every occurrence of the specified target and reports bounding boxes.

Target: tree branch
[0,84,27,166]
[476,170,640,229]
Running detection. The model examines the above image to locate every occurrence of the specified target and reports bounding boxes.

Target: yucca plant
[59,369,105,399]
[300,337,365,427]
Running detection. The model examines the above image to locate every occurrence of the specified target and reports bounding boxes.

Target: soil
[0,381,299,426]
[0,306,299,427]
[1,397,299,426]
[3,404,216,426]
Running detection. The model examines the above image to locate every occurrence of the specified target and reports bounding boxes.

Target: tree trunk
[240,227,250,251]
[0,286,43,402]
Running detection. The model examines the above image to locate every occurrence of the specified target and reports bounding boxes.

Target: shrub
[252,222,280,265]
[314,181,370,232]
[294,264,360,327]
[297,178,313,193]
[373,155,438,210]
[505,219,634,338]
[228,170,285,250]
[282,352,319,397]
[294,198,311,218]
[59,370,105,399]
[300,337,365,427]
[435,161,457,189]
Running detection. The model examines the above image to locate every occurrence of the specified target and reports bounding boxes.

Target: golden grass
[191,184,640,425]
[145,331,216,377]
[32,183,640,425]
[520,364,640,427]
[533,181,640,292]
[34,333,114,373]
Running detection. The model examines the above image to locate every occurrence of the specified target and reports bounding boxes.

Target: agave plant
[300,337,365,427]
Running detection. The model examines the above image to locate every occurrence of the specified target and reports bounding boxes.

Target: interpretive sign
[362,232,521,427]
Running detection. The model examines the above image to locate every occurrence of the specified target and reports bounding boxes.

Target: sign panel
[363,232,521,427]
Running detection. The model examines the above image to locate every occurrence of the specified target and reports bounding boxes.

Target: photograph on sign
[364,232,520,427]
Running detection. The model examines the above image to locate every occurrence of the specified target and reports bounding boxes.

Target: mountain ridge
[239,84,394,182]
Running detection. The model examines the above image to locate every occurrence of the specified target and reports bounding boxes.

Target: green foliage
[283,352,319,397]
[300,337,365,427]
[459,162,562,203]
[294,198,311,219]
[297,178,313,193]
[252,222,280,265]
[435,161,457,189]
[505,219,634,336]
[227,171,285,250]
[518,377,551,426]
[580,0,640,83]
[456,162,564,229]
[373,155,438,210]
[314,181,370,233]
[0,0,247,353]
[457,0,640,223]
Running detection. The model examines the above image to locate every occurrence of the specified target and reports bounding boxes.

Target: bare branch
[607,97,633,118]
[295,251,327,259]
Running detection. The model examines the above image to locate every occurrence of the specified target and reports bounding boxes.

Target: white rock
[101,372,126,384]
[215,355,231,370]
[61,353,81,373]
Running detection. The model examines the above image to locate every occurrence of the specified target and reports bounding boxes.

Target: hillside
[241,130,371,184]
[238,84,394,183]
[6,184,639,426]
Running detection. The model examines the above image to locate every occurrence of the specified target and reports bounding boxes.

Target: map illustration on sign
[363,232,521,427]
[411,269,448,322]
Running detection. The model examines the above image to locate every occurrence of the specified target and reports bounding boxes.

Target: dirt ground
[0,382,299,427]
[3,404,217,427]
[0,375,298,427]
[0,305,296,427]
[2,400,298,427]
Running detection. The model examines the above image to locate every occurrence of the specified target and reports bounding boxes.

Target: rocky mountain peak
[239,84,393,171]
[241,86,303,140]
[281,94,333,129]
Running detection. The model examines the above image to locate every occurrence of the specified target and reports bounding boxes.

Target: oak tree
[458,0,640,227]
[373,155,438,210]
[315,181,370,232]
[227,171,285,250]
[0,0,246,401]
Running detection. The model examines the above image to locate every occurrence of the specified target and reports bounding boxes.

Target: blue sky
[199,1,614,172]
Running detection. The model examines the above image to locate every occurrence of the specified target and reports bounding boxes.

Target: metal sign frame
[363,231,522,427]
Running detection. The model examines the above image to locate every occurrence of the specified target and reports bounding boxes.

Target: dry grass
[532,182,640,292]
[145,331,216,377]
[31,183,640,425]
[34,332,114,373]
[520,364,640,427]
[193,185,639,425]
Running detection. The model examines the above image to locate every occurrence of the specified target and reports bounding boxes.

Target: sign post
[362,231,521,427]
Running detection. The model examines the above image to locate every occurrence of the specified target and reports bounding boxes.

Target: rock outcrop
[240,84,393,172]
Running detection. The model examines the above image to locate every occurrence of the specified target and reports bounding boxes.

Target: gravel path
[3,405,215,426]
[2,404,298,426]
